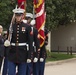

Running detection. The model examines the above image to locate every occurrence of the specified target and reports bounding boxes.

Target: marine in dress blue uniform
[6,8,33,75]
[39,27,49,75]
[23,13,40,75]
[30,19,40,75]
[0,25,5,72]
[33,33,40,75]
[29,20,40,75]
[2,31,8,75]
[24,13,33,75]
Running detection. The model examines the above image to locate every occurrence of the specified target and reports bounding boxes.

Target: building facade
[51,22,76,52]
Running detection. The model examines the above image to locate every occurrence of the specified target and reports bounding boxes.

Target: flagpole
[33,6,35,20]
[24,0,26,18]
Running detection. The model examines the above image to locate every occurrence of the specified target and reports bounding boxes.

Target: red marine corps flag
[33,0,45,47]
[17,0,26,9]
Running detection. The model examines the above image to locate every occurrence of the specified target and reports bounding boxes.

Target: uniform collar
[16,21,23,25]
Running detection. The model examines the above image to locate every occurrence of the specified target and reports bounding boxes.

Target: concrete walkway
[45,58,76,75]
[45,58,76,66]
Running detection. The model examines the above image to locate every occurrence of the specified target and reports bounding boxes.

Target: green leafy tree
[45,0,76,30]
[0,0,16,29]
[0,0,76,31]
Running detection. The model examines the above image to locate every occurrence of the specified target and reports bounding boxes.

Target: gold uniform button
[17,38,19,40]
[16,41,18,43]
[17,25,19,27]
[17,31,19,33]
[17,34,19,36]
[17,28,19,30]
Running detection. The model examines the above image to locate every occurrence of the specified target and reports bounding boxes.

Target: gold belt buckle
[15,43,19,46]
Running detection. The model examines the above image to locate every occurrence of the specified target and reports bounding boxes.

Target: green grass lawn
[46,51,75,62]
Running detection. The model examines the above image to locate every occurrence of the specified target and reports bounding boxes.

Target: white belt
[11,43,27,46]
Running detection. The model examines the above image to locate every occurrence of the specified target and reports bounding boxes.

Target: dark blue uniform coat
[8,22,33,63]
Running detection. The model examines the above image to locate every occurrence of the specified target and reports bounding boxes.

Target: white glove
[23,19,27,23]
[30,20,36,25]
[33,57,38,63]
[40,58,44,62]
[4,40,10,47]
[27,59,31,63]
